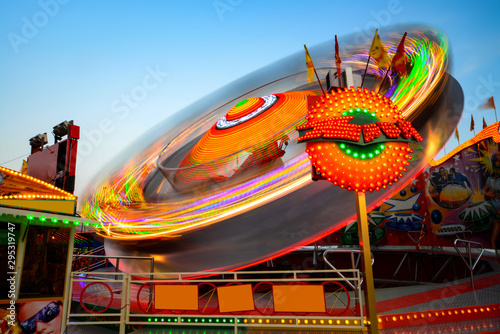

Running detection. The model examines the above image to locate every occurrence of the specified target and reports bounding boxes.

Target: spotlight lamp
[53,120,73,141]
[29,133,48,150]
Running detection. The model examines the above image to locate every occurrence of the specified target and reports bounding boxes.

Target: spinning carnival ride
[81,26,464,273]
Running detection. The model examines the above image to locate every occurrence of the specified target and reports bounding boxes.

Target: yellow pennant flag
[304,44,315,84]
[21,159,28,174]
[455,127,460,142]
[369,29,390,69]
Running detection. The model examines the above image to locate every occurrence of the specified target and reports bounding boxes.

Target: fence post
[120,273,129,334]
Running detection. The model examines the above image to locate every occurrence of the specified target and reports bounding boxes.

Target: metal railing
[322,248,374,290]
[72,254,154,278]
[323,248,374,318]
[453,238,485,289]
[72,246,106,272]
[66,269,364,334]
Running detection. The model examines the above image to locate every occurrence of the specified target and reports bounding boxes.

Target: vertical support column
[120,273,129,334]
[61,225,75,334]
[14,222,28,300]
[115,258,120,281]
[355,192,378,334]
[345,66,354,87]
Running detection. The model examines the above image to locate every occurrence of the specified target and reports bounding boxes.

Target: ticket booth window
[19,226,70,298]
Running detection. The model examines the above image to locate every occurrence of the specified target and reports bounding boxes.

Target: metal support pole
[115,258,120,281]
[61,225,75,334]
[14,223,28,300]
[119,273,128,334]
[392,252,408,280]
[468,243,475,289]
[431,255,453,282]
[313,244,317,268]
[454,239,484,289]
[356,192,378,333]
[150,257,155,280]
[149,258,155,311]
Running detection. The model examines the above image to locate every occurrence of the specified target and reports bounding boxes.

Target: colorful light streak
[174,92,318,188]
[81,28,449,239]
[345,30,448,118]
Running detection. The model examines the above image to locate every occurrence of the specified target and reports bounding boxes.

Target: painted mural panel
[331,135,500,250]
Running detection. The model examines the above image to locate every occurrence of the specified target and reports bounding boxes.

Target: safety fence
[66,269,364,333]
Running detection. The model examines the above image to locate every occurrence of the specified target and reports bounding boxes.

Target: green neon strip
[340,143,386,159]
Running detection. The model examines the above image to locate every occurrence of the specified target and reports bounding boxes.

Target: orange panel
[217,284,255,313]
[273,285,326,313]
[0,199,76,215]
[155,284,198,310]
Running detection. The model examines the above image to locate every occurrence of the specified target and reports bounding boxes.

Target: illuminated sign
[297,87,423,193]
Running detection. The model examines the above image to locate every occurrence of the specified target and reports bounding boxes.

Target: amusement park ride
[1,25,500,334]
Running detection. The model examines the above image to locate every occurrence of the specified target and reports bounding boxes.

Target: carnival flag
[470,115,475,132]
[479,96,496,110]
[304,44,315,84]
[21,160,28,174]
[335,35,342,87]
[392,32,407,75]
[483,117,488,129]
[455,127,460,142]
[479,96,497,122]
[369,29,390,69]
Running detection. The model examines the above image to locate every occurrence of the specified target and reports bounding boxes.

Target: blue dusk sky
[1,0,499,200]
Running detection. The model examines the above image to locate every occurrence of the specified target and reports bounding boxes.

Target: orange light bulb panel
[297,87,423,193]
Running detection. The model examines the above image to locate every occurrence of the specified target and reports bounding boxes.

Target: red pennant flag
[335,35,342,87]
[483,117,488,129]
[470,115,475,132]
[392,32,408,75]
[479,96,495,110]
